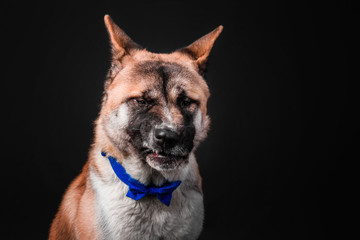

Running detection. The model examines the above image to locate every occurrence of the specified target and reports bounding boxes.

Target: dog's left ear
[177,25,223,74]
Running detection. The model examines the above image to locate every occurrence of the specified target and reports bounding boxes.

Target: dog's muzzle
[144,126,191,170]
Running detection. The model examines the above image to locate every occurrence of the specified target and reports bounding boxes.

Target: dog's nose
[154,127,180,147]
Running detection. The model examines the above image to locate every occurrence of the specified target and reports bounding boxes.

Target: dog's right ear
[104,15,142,61]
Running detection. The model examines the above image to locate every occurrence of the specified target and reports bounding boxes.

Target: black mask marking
[123,61,198,163]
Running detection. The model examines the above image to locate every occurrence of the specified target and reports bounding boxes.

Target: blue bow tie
[101,152,181,206]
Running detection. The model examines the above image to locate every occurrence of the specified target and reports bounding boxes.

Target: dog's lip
[144,149,188,170]
[144,149,186,160]
[149,152,182,159]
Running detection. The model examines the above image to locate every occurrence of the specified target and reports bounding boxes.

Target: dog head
[98,15,222,171]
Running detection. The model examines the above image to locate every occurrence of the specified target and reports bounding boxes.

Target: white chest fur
[90,154,204,240]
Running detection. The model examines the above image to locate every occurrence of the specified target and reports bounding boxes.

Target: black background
[1,1,355,239]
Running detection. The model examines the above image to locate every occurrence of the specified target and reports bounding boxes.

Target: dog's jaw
[95,119,190,185]
[145,151,189,172]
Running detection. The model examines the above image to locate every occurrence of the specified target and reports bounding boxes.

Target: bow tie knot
[102,152,181,206]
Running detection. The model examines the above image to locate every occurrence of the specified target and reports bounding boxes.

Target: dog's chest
[90,173,204,240]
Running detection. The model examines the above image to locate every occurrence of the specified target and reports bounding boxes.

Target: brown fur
[49,15,222,239]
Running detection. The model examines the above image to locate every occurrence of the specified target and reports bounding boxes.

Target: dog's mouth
[148,151,186,162]
[142,149,188,171]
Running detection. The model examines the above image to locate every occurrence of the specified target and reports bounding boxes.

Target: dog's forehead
[130,60,208,99]
[132,60,192,84]
[105,58,210,115]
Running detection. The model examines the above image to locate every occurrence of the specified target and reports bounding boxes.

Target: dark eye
[180,97,194,108]
[133,98,147,105]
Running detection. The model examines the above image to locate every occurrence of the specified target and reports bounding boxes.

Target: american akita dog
[49,15,222,240]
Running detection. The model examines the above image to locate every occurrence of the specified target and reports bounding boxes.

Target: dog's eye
[133,98,147,105]
[180,97,195,108]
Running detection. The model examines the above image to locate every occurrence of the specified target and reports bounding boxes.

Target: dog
[49,15,222,240]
